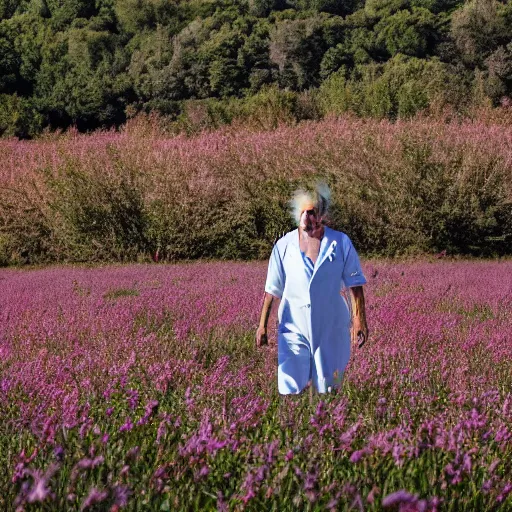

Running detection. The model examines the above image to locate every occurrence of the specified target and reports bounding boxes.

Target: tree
[365,0,409,17]
[45,0,96,29]
[286,0,363,16]
[0,0,20,18]
[484,44,512,104]
[320,43,352,78]
[127,26,174,101]
[114,0,156,34]
[325,55,467,118]
[247,0,283,17]
[451,0,507,66]
[0,93,42,137]
[374,7,441,58]
[269,17,326,89]
[0,25,19,93]
[35,27,130,130]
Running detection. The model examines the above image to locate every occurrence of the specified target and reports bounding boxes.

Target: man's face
[299,208,321,233]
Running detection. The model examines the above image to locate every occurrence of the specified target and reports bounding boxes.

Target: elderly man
[256,185,369,394]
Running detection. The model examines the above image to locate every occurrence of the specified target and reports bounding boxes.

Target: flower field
[1,260,512,511]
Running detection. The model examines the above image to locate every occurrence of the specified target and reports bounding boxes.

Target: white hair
[290,182,331,224]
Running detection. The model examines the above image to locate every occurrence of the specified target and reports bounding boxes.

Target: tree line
[1,0,511,137]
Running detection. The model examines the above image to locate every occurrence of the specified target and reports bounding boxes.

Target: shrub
[0,116,511,264]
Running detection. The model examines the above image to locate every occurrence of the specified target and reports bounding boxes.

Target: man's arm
[256,292,275,346]
[350,286,369,348]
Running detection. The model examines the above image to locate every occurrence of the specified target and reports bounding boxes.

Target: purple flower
[198,465,210,478]
[497,483,512,503]
[241,488,256,505]
[255,465,267,483]
[153,466,167,479]
[462,452,472,473]
[350,450,365,463]
[156,418,170,444]
[17,463,60,505]
[76,456,104,470]
[217,491,228,512]
[366,487,380,504]
[488,459,500,473]
[482,480,493,493]
[136,401,159,426]
[305,490,318,503]
[326,497,339,510]
[126,389,139,409]
[119,418,133,432]
[80,487,108,510]
[382,490,417,507]
[53,446,64,461]
[145,399,159,414]
[185,387,193,407]
[113,484,132,507]
[125,446,140,460]
[24,481,48,505]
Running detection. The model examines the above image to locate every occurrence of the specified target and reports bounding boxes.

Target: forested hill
[1,0,511,137]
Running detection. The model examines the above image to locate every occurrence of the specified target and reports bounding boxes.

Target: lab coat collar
[292,227,337,282]
[312,227,337,280]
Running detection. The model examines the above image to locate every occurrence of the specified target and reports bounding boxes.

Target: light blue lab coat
[265,227,366,394]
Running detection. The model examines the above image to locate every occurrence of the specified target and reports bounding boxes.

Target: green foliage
[46,0,96,29]
[365,0,409,18]
[0,0,510,135]
[269,16,327,89]
[34,27,131,129]
[319,55,467,119]
[114,0,155,34]
[287,0,362,16]
[0,0,19,18]
[103,287,140,299]
[242,84,300,126]
[0,93,42,137]
[143,172,297,261]
[374,8,440,58]
[450,0,509,66]
[43,156,149,262]
[391,139,511,255]
[483,44,512,105]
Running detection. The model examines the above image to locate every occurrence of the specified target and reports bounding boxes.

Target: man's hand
[256,326,268,347]
[256,292,275,348]
[351,316,369,348]
[349,286,369,349]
